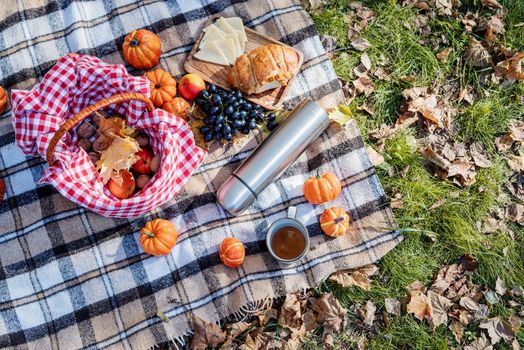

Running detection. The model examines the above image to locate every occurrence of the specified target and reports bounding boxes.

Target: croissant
[227,44,300,95]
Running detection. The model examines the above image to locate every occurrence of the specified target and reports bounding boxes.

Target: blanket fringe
[234,295,275,321]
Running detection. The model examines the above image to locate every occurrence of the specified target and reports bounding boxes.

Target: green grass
[309,0,524,348]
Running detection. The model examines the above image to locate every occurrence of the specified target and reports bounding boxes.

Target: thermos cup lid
[216,174,257,216]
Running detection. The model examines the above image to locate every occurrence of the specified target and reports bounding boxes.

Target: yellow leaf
[96,135,140,184]
[328,105,353,126]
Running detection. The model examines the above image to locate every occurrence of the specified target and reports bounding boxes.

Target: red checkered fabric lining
[10,53,207,218]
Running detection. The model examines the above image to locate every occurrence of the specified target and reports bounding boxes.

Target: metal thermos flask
[217,99,330,215]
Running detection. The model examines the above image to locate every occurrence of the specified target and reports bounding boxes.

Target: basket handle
[46,92,154,164]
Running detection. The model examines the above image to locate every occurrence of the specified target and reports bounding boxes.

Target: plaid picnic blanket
[0,1,402,349]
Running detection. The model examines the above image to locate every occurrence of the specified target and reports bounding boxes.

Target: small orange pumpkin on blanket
[122,29,161,70]
[303,169,341,205]
[219,237,245,268]
[320,206,350,238]
[140,219,178,256]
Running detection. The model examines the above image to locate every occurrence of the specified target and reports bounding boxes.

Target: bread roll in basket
[227,44,301,95]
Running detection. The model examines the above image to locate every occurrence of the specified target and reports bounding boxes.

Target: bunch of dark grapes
[195,84,278,143]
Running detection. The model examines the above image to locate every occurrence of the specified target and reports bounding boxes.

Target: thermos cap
[216,175,256,216]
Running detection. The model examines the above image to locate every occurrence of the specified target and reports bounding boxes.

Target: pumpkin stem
[334,217,344,224]
[142,230,155,238]
[130,38,139,47]
[316,168,321,179]
[154,83,161,89]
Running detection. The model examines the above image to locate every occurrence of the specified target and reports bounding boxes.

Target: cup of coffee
[266,206,310,264]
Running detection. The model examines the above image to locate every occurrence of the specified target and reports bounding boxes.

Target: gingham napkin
[10,53,206,218]
[0,1,401,349]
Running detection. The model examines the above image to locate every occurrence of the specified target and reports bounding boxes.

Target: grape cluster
[195,84,278,143]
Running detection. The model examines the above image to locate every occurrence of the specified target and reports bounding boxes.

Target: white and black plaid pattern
[0,1,402,349]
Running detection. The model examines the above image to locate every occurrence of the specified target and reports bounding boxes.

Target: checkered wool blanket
[0,1,402,349]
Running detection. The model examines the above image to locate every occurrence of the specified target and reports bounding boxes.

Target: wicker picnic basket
[11,53,206,218]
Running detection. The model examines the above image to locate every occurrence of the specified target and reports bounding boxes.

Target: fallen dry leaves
[329,264,379,291]
[190,316,227,350]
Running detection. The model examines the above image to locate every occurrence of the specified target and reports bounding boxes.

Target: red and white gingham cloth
[10,53,207,218]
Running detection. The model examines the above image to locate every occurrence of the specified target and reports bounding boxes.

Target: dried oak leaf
[407,291,430,321]
[221,321,254,348]
[330,264,378,291]
[255,308,278,326]
[351,37,372,51]
[311,293,347,333]
[96,135,140,184]
[464,39,493,68]
[436,47,452,62]
[366,146,384,167]
[360,52,372,71]
[477,15,505,36]
[190,316,226,350]
[470,142,492,168]
[479,317,514,344]
[402,87,453,129]
[385,298,401,316]
[508,155,524,172]
[506,203,524,225]
[390,193,404,209]
[449,320,465,343]
[278,293,305,331]
[353,75,375,96]
[481,0,503,9]
[464,334,493,350]
[495,52,524,82]
[428,290,453,329]
[496,277,508,296]
[359,300,376,327]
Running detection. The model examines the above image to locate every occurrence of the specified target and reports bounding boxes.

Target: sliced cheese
[223,17,247,49]
[194,41,229,66]
[215,17,237,34]
[226,32,241,57]
[200,24,226,48]
[213,38,237,65]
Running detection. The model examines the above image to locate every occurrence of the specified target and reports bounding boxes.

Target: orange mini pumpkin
[219,237,245,268]
[122,29,161,70]
[0,86,7,114]
[139,219,178,256]
[145,68,177,107]
[163,97,191,120]
[320,206,350,237]
[303,169,342,204]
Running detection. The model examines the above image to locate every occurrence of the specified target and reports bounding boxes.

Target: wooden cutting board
[184,16,304,110]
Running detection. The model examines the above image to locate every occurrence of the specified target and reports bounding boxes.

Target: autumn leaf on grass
[406,291,430,321]
[427,290,453,329]
[495,52,524,82]
[96,135,140,184]
[278,293,305,331]
[329,264,378,291]
[464,38,492,68]
[385,298,401,316]
[311,293,347,334]
[464,333,493,350]
[190,316,226,350]
[479,317,514,344]
[507,155,524,172]
[358,300,376,327]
